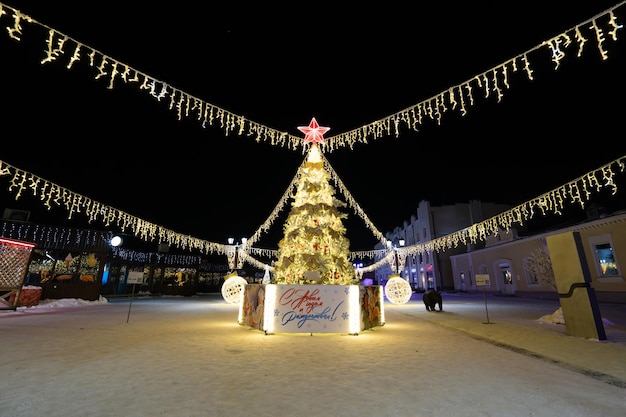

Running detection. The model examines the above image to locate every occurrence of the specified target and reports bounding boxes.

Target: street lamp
[222,237,249,304]
[387,238,405,275]
[227,237,247,274]
[397,238,405,273]
[110,235,123,247]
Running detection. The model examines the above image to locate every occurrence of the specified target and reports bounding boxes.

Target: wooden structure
[0,237,35,310]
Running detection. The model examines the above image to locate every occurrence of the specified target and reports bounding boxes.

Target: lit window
[589,234,621,278]
[594,243,619,276]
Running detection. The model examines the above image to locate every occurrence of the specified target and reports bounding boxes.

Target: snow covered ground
[1,292,625,417]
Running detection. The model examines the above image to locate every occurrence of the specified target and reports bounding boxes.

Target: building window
[588,234,620,278]
[500,264,512,285]
[595,243,618,276]
[522,245,556,289]
[459,271,466,290]
[523,256,540,285]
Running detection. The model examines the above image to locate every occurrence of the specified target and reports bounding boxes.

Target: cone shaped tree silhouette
[273,142,356,285]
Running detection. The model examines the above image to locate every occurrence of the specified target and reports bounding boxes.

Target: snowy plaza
[1,291,625,417]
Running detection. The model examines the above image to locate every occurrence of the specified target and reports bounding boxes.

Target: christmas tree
[272,118,356,285]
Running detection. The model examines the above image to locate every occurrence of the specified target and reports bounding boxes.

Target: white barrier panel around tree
[239,284,384,335]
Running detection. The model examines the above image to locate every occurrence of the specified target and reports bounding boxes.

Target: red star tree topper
[272,117,354,285]
[297,117,330,144]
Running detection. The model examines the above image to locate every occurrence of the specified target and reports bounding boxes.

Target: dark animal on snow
[423,291,442,311]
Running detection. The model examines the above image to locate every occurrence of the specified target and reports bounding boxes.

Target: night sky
[2,1,626,253]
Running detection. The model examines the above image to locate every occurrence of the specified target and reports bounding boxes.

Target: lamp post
[223,237,249,305]
[227,237,247,275]
[397,238,405,276]
[387,238,405,276]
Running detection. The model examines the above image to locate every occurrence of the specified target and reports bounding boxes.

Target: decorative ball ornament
[221,274,248,304]
[385,274,412,304]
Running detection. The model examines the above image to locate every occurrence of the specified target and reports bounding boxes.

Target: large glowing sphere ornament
[221,274,248,304]
[385,274,412,304]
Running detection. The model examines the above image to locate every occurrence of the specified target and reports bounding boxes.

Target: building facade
[374,200,513,291]
[449,212,626,303]
[0,219,232,301]
[378,200,626,302]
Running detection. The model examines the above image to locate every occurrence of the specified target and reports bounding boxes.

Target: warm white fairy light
[574,26,588,57]
[448,88,457,110]
[590,19,609,60]
[458,85,467,116]
[67,44,83,68]
[482,73,490,99]
[501,62,510,89]
[545,36,567,70]
[5,7,31,40]
[0,2,625,272]
[139,75,150,93]
[465,82,474,107]
[41,30,66,64]
[492,69,503,102]
[84,49,94,66]
[108,61,120,89]
[1,3,624,151]
[434,94,443,124]
[128,68,139,82]
[602,165,618,194]
[157,84,169,101]
[608,10,624,40]
[522,54,533,80]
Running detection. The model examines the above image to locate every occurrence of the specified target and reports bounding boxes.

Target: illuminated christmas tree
[273,118,356,285]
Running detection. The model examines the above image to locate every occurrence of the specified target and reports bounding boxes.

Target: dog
[422,290,442,311]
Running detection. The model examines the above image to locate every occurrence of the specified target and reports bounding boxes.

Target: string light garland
[0,2,623,152]
[1,153,625,275]
[0,3,625,276]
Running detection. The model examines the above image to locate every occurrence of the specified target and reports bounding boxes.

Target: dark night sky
[2,1,626,253]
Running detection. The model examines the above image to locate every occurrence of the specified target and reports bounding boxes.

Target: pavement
[407,291,626,388]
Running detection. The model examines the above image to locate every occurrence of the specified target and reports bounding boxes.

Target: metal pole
[126,283,136,323]
[482,286,491,324]
[395,250,399,275]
